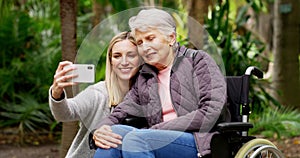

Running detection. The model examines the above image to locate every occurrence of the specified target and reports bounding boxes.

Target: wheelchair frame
[208,66,284,158]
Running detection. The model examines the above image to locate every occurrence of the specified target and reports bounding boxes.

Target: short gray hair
[129,8,176,36]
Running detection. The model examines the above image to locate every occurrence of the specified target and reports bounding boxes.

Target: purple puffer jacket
[95,45,229,157]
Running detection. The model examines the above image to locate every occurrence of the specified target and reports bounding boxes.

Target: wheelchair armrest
[122,115,148,129]
[217,122,253,133]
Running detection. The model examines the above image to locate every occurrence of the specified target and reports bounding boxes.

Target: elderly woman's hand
[93,125,123,149]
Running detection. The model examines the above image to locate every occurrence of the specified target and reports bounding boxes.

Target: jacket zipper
[169,67,178,117]
[193,133,203,157]
[155,74,164,122]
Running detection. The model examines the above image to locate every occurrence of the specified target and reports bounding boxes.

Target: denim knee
[122,130,151,152]
[93,147,122,158]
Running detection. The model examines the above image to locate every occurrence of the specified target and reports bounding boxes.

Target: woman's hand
[51,61,77,100]
[93,125,122,149]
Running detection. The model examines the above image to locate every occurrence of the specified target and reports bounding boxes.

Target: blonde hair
[105,31,137,107]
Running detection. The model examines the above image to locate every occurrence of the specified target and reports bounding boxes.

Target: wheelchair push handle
[245,66,263,79]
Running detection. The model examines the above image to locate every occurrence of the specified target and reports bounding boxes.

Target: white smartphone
[65,64,95,83]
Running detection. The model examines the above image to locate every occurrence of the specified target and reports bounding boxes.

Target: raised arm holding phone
[48,31,141,158]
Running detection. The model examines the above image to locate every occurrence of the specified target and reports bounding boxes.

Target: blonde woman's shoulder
[89,81,107,94]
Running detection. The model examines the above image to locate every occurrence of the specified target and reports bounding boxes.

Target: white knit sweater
[49,81,110,158]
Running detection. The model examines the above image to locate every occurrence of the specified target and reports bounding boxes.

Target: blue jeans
[93,125,198,158]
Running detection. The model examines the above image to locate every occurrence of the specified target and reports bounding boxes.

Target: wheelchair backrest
[226,75,250,122]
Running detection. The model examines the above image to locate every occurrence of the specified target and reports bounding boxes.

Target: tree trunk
[272,0,300,109]
[92,0,105,28]
[257,2,274,72]
[187,0,211,49]
[59,0,79,158]
[188,0,210,25]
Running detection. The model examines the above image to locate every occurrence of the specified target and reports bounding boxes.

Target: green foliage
[0,94,53,133]
[205,0,300,139]
[0,0,15,19]
[205,0,279,115]
[0,3,61,101]
[108,0,141,12]
[250,107,300,139]
[0,94,56,143]
[206,0,265,76]
[0,0,61,135]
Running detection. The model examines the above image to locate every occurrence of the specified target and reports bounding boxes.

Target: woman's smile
[119,67,133,73]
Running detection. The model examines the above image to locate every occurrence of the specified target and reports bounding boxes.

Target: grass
[250,107,300,139]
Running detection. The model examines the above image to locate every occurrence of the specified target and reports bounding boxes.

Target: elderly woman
[91,8,229,158]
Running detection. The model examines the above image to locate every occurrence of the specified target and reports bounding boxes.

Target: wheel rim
[248,145,285,158]
[235,139,284,158]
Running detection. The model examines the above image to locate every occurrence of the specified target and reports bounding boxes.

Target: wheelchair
[120,66,285,158]
[207,66,284,158]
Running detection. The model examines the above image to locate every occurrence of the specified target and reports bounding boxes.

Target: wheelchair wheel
[234,138,285,158]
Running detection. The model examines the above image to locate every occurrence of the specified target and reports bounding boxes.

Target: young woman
[92,9,229,158]
[49,31,141,158]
